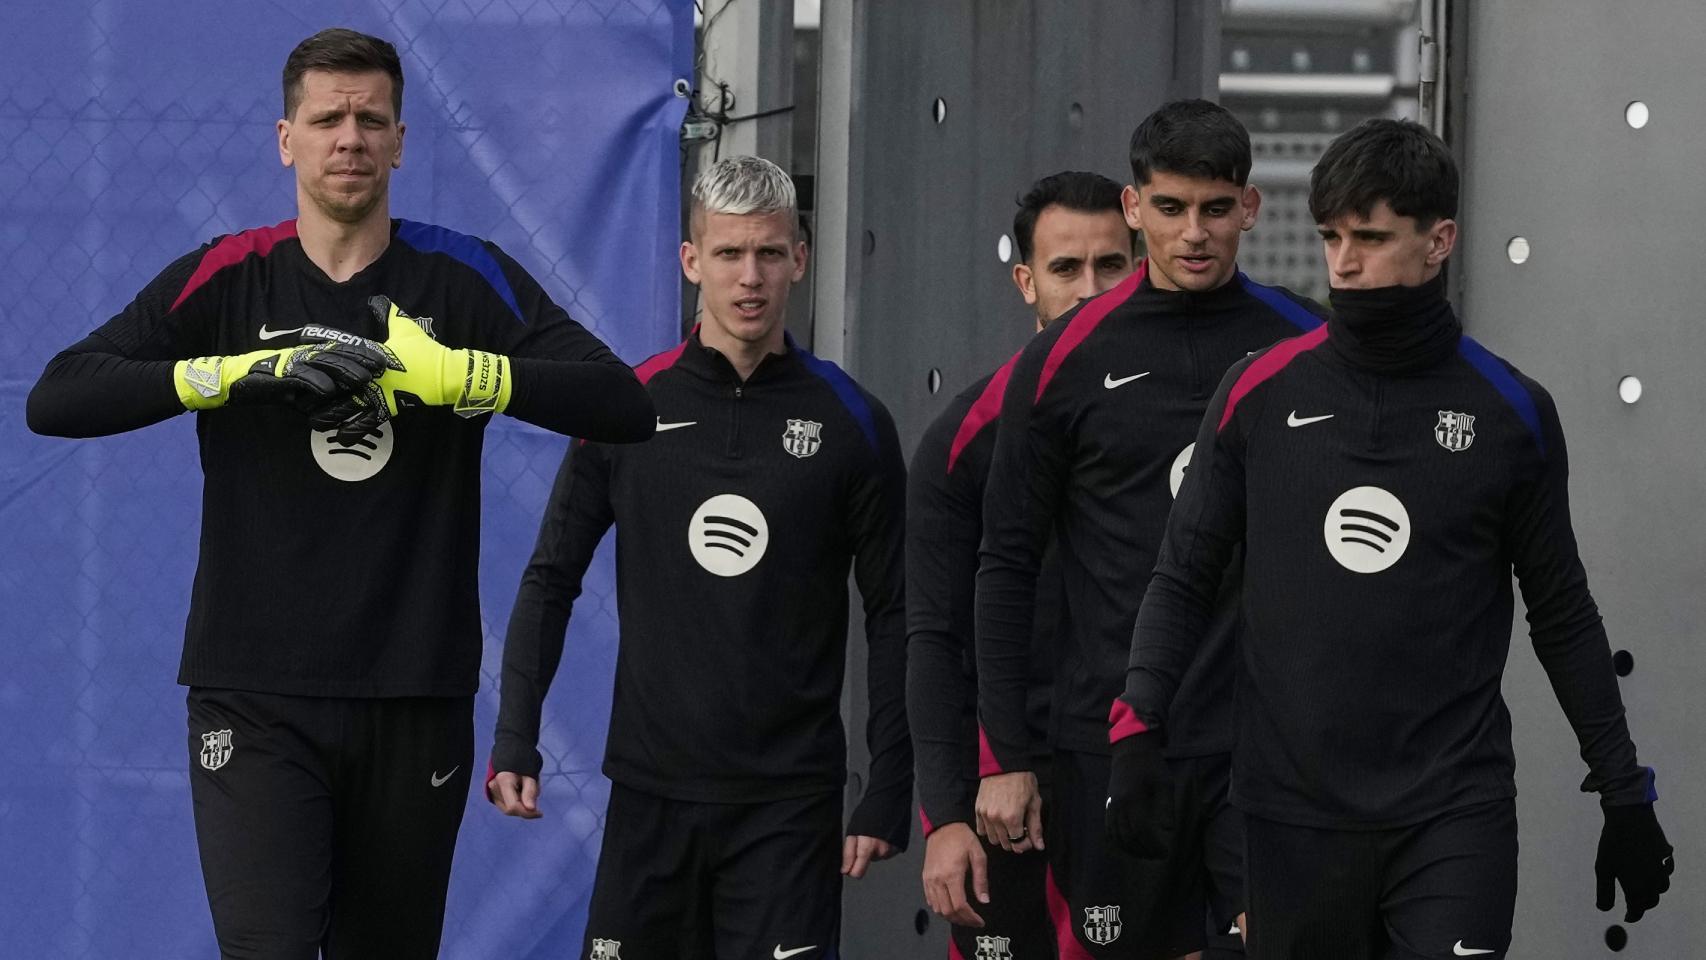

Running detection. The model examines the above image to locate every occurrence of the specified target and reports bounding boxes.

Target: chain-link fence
[0,2,690,957]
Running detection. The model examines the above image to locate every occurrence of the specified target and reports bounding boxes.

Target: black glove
[1105,731,1173,859]
[1595,803,1674,922]
[226,339,390,414]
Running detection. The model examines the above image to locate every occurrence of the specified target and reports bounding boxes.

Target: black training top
[26,219,653,698]
[493,330,913,847]
[907,356,1060,835]
[977,262,1324,768]
[1119,278,1651,828]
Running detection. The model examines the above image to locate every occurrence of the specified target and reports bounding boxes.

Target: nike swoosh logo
[1104,372,1151,389]
[655,420,698,432]
[430,766,459,788]
[1453,943,1495,957]
[258,325,305,341]
[1287,411,1335,427]
[773,947,817,959]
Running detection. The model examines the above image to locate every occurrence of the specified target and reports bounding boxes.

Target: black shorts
[583,783,843,960]
[1244,799,1517,960]
[187,688,474,960]
[947,833,1053,960]
[1051,749,1245,960]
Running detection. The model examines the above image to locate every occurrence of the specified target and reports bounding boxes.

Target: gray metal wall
[825,3,1219,956]
[1453,2,1703,956]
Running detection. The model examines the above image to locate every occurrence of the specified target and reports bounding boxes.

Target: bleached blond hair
[690,155,798,237]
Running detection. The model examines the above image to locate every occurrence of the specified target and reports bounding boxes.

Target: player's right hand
[976,770,1043,854]
[1105,731,1173,859]
[921,822,989,928]
[173,336,388,414]
[487,770,543,820]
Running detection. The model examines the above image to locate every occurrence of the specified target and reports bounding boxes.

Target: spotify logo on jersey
[1323,486,1410,573]
[311,420,393,481]
[689,494,770,577]
[1169,443,1195,499]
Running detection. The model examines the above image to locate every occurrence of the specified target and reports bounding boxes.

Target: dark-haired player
[909,170,1136,959]
[1113,118,1674,959]
[26,27,653,959]
[975,100,1324,960]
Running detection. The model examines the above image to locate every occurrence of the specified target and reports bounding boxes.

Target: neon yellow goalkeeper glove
[172,335,388,414]
[360,295,511,418]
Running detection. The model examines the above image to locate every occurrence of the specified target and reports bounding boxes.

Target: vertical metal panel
[1456,3,1703,956]
[828,3,1219,955]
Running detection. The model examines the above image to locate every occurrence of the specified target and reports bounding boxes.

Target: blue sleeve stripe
[1238,273,1324,331]
[396,220,525,323]
[1459,335,1546,456]
[794,345,879,451]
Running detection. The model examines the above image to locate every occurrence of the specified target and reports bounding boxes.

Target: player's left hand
[360,294,510,417]
[1105,731,1174,859]
[1595,802,1674,922]
[842,834,895,879]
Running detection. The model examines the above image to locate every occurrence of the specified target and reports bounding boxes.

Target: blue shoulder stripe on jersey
[1459,335,1546,456]
[789,335,879,451]
[1238,273,1323,331]
[396,220,524,323]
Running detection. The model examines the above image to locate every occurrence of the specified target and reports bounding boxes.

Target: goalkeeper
[25,27,653,960]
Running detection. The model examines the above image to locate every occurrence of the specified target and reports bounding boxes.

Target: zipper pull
[734,385,744,399]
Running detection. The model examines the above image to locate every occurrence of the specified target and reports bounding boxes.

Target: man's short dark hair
[1309,119,1458,228]
[1013,171,1133,264]
[1128,99,1252,188]
[283,28,404,120]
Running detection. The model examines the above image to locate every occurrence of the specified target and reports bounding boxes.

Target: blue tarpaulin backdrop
[0,2,690,956]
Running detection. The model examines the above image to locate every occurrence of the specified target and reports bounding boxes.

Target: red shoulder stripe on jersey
[1217,323,1329,431]
[1046,866,1098,960]
[1033,260,1147,403]
[1108,698,1149,744]
[946,349,1022,473]
[169,220,297,313]
[634,325,696,385]
[977,725,1003,777]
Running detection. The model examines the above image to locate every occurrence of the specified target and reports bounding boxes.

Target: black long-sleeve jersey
[25,219,652,698]
[907,356,1061,834]
[1120,294,1651,829]
[494,331,913,847]
[976,263,1324,768]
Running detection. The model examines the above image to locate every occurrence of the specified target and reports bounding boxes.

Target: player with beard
[909,171,1137,959]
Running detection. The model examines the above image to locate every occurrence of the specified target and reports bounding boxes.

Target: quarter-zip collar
[673,326,797,385]
[1325,273,1461,375]
[1127,267,1257,323]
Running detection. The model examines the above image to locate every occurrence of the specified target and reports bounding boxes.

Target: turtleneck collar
[1326,273,1461,374]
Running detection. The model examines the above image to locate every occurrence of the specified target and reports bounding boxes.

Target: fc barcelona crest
[199,729,233,771]
[783,418,823,459]
[1084,905,1122,945]
[589,939,621,960]
[974,935,1013,959]
[1434,410,1475,453]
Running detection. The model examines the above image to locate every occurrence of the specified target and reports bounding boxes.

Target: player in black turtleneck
[1110,119,1674,960]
